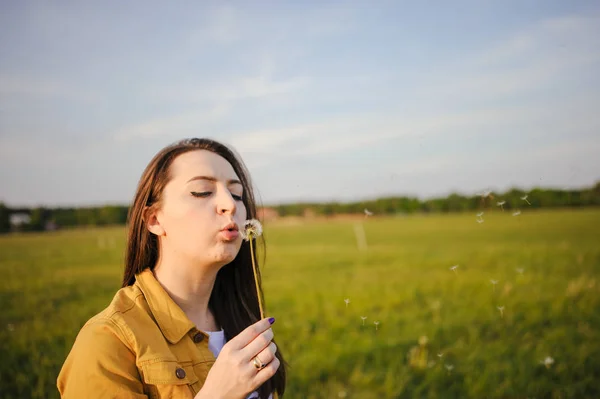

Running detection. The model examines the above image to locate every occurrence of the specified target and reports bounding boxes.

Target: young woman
[57,138,286,398]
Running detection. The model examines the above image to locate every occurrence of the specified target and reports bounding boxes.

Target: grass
[1,209,599,398]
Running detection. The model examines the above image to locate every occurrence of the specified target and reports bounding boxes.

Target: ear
[143,205,165,236]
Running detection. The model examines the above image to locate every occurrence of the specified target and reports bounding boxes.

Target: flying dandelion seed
[521,195,531,205]
[364,208,373,217]
[540,356,554,369]
[450,265,459,274]
[344,298,350,308]
[516,268,525,275]
[497,200,506,211]
[490,279,499,292]
[374,321,380,331]
[497,306,505,318]
[512,210,521,216]
[480,190,492,199]
[476,212,484,218]
[361,316,367,326]
[476,218,484,224]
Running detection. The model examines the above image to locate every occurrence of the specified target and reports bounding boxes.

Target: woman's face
[152,149,248,267]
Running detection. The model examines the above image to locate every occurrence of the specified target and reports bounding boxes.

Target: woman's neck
[152,256,221,332]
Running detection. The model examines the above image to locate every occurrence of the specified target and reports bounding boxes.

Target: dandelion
[361,316,367,326]
[242,219,265,319]
[476,212,484,218]
[437,353,444,358]
[374,321,380,331]
[497,306,505,318]
[344,298,350,308]
[490,279,499,292]
[450,265,459,274]
[497,200,506,211]
[521,195,531,205]
[476,218,484,224]
[364,208,373,218]
[512,210,521,216]
[516,268,525,275]
[540,356,554,369]
[241,219,263,241]
[445,364,454,373]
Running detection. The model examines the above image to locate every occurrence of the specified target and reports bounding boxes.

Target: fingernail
[268,317,275,325]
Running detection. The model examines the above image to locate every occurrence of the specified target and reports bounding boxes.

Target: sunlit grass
[1,209,599,398]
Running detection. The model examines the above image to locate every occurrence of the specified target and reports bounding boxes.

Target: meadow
[1,209,599,398]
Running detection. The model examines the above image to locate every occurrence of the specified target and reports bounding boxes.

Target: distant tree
[0,202,10,233]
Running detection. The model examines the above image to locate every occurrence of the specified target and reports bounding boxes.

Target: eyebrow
[186,175,243,186]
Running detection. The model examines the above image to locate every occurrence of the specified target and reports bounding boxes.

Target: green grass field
[1,209,599,398]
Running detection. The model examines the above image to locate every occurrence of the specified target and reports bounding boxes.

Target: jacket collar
[135,268,196,344]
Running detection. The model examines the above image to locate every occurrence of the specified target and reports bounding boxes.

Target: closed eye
[191,191,244,201]
[191,191,211,198]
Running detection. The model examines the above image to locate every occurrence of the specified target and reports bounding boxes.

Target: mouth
[221,222,239,233]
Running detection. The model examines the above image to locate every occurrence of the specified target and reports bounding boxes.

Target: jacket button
[175,368,186,379]
[193,332,204,343]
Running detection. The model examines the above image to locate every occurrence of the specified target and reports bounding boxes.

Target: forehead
[169,150,239,181]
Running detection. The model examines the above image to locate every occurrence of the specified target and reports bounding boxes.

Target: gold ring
[253,356,266,370]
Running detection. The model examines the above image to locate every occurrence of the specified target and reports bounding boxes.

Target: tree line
[1,181,599,233]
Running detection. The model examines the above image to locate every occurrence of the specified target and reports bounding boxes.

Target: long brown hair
[122,138,286,398]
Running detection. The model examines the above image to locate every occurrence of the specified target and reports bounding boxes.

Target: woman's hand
[195,317,279,399]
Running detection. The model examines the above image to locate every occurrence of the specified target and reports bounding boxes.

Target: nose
[216,187,237,215]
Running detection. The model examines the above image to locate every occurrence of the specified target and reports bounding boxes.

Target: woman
[57,138,286,398]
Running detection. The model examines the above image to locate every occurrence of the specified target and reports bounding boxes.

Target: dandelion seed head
[437,353,444,358]
[476,212,484,217]
[497,201,506,206]
[445,364,454,371]
[490,279,498,285]
[512,210,521,216]
[360,316,367,320]
[241,219,263,241]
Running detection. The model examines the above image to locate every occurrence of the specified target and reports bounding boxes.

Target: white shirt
[205,330,273,399]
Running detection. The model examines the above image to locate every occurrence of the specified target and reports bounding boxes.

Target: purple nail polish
[268,317,275,325]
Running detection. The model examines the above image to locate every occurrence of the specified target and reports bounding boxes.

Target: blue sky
[1,1,599,207]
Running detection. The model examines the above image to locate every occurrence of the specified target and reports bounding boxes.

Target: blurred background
[1,1,599,398]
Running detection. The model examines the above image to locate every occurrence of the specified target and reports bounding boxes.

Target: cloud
[112,103,230,142]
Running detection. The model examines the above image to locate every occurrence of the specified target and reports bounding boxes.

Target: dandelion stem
[249,233,264,319]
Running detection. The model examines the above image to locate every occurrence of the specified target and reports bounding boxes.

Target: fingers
[254,342,277,367]
[252,356,280,387]
[226,317,274,350]
[242,327,274,362]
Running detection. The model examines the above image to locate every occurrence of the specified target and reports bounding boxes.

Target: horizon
[1,1,599,208]
[2,180,597,209]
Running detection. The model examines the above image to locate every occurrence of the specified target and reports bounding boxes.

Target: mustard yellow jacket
[57,268,277,399]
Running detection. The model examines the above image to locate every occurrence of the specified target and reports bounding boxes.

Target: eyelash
[190,192,244,201]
